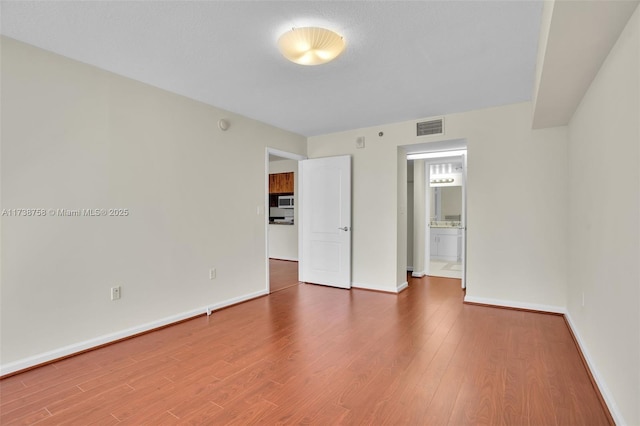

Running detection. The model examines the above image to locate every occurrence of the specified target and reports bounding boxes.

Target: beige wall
[566,7,639,425]
[430,186,436,220]
[407,181,414,269]
[268,159,298,261]
[396,147,408,288]
[308,102,569,303]
[412,160,427,276]
[0,37,306,370]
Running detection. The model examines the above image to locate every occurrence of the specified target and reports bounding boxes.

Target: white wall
[566,6,639,425]
[268,159,298,261]
[0,37,306,371]
[307,102,569,306]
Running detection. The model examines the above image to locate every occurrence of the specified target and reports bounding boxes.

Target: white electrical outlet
[111,286,121,301]
[209,268,216,280]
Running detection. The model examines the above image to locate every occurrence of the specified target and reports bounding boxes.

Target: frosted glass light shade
[278,27,345,65]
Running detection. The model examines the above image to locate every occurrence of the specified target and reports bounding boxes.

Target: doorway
[427,171,464,280]
[265,148,306,293]
[405,142,467,289]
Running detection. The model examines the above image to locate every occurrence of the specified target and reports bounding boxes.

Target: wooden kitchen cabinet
[269,172,294,194]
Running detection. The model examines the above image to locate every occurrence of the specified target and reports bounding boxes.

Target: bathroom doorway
[406,141,467,289]
[427,178,464,279]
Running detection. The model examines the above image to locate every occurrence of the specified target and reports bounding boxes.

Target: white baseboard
[0,289,268,376]
[564,311,624,425]
[352,282,403,294]
[462,295,565,314]
[407,266,414,272]
[397,281,409,293]
[411,271,425,277]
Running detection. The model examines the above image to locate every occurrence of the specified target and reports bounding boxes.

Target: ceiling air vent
[416,118,444,137]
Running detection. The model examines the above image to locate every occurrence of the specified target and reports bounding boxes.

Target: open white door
[299,155,351,289]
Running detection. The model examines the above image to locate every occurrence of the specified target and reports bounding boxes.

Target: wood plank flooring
[1,269,611,425]
[269,259,300,293]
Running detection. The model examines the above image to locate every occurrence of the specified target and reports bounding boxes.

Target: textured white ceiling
[1,1,543,137]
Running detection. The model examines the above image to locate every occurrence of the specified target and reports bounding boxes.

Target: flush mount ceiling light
[277,27,345,66]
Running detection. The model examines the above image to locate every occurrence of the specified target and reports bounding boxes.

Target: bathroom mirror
[430,186,462,222]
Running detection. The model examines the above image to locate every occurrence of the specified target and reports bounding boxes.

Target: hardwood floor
[269,259,300,293]
[1,274,611,425]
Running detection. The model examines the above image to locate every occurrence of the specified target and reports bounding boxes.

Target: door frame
[265,148,307,293]
[405,142,468,289]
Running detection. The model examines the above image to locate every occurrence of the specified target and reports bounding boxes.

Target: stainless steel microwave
[278,195,294,209]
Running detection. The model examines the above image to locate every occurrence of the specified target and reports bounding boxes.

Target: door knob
[338,226,350,231]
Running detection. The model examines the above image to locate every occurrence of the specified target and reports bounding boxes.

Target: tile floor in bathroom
[428,259,463,279]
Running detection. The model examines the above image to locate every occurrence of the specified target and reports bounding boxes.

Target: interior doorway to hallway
[269,259,300,293]
[265,148,306,293]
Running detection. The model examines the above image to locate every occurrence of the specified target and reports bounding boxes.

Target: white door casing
[299,155,351,289]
